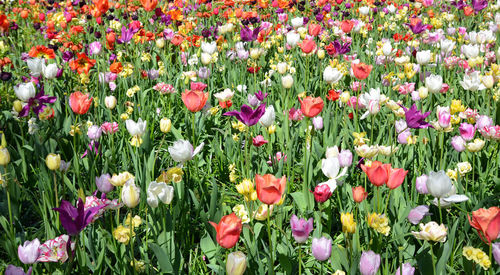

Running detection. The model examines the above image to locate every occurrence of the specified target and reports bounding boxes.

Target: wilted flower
[408,205,431,225]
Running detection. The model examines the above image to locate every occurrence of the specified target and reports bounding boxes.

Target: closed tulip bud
[45,153,61,170]
[418,87,428,99]
[18,238,40,264]
[276,62,288,74]
[13,100,24,113]
[416,50,431,65]
[226,251,247,275]
[359,251,381,275]
[0,147,10,166]
[382,42,392,56]
[160,118,172,133]
[317,49,325,59]
[311,237,332,261]
[281,74,294,89]
[96,173,113,193]
[312,116,323,130]
[259,106,276,127]
[249,48,261,60]
[426,170,453,198]
[156,38,165,48]
[14,82,36,102]
[352,186,367,203]
[415,174,429,194]
[338,150,353,167]
[395,263,415,275]
[451,136,466,152]
[105,95,117,109]
[122,180,141,208]
[481,75,494,89]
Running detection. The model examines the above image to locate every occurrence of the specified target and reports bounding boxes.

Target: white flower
[440,39,455,54]
[425,74,443,93]
[382,42,394,56]
[286,31,301,47]
[432,184,468,208]
[291,17,303,28]
[214,89,234,102]
[460,71,485,91]
[42,63,58,79]
[462,44,479,59]
[201,41,217,55]
[14,82,36,101]
[323,66,343,84]
[125,118,147,137]
[168,140,204,163]
[200,52,212,65]
[122,180,140,208]
[281,74,294,89]
[259,106,275,127]
[319,157,348,192]
[416,50,431,65]
[27,58,44,77]
[359,6,370,15]
[147,181,174,208]
[426,170,453,198]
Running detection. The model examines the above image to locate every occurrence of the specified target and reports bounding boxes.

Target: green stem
[192,112,196,145]
[429,242,436,275]
[267,206,274,275]
[298,244,302,275]
[438,199,443,224]
[6,179,14,239]
[489,243,493,275]
[129,210,137,275]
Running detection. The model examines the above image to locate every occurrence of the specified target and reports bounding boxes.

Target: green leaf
[290,192,307,214]
[436,219,459,274]
[149,243,173,274]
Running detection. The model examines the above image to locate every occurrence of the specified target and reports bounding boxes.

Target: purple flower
[338,150,353,167]
[117,26,139,44]
[405,21,430,34]
[451,136,466,152]
[493,242,500,265]
[311,237,332,261]
[62,51,74,62]
[224,104,266,126]
[290,215,313,243]
[18,85,57,117]
[472,0,487,11]
[401,104,432,129]
[18,239,40,264]
[359,251,381,275]
[408,205,431,225]
[459,123,475,141]
[333,40,351,55]
[254,90,268,101]
[53,198,106,236]
[395,263,415,275]
[240,26,260,42]
[415,174,429,194]
[96,173,113,193]
[5,265,32,275]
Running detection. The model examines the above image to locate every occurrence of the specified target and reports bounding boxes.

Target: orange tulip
[110,61,123,74]
[351,62,372,80]
[352,186,368,203]
[255,174,286,205]
[181,90,208,112]
[299,96,324,118]
[140,0,157,11]
[341,20,354,33]
[308,23,321,36]
[69,92,93,115]
[386,168,408,189]
[469,207,500,244]
[298,39,316,54]
[361,161,391,187]
[209,213,242,249]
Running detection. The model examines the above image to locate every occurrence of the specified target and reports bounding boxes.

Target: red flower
[308,23,321,36]
[299,96,324,118]
[140,0,158,11]
[341,20,354,33]
[298,39,316,54]
[255,174,286,205]
[252,135,268,147]
[386,168,408,189]
[468,207,500,244]
[219,100,232,109]
[361,161,391,187]
[181,90,208,112]
[351,62,372,80]
[313,184,332,203]
[247,67,261,74]
[28,46,56,59]
[326,90,340,101]
[69,53,96,75]
[69,92,93,115]
[209,213,242,249]
[352,186,368,203]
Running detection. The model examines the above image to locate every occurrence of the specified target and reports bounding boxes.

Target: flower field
[0,0,500,274]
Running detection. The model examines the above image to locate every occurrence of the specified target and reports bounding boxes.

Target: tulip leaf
[290,191,307,214]
[436,219,459,274]
[149,243,174,274]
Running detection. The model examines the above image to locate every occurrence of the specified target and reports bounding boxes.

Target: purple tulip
[359,250,381,275]
[5,265,32,275]
[18,239,40,264]
[96,173,113,193]
[198,67,211,79]
[87,125,102,140]
[395,263,415,275]
[398,130,412,144]
[18,85,57,117]
[117,26,139,44]
[290,215,313,243]
[405,21,430,34]
[240,26,260,42]
[88,41,102,55]
[53,198,106,236]
[415,174,429,194]
[475,115,493,130]
[493,243,500,265]
[254,90,268,101]
[311,237,332,261]
[472,0,487,11]
[408,205,431,225]
[451,136,466,152]
[312,116,323,130]
[459,123,475,141]
[338,149,353,167]
[247,94,261,107]
[401,104,432,129]
[224,104,266,126]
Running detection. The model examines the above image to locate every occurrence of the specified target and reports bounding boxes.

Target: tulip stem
[5,167,14,239]
[129,210,137,275]
[298,244,302,275]
[429,242,436,275]
[192,112,196,145]
[437,199,442,224]
[267,206,274,275]
[320,262,324,275]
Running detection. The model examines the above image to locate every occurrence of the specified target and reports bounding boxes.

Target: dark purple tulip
[18,85,57,117]
[53,198,106,236]
[62,51,74,62]
[401,104,432,129]
[0,72,12,81]
[117,26,139,44]
[254,90,268,101]
[224,104,266,126]
[333,40,351,55]
[240,26,260,42]
[405,21,430,34]
[472,0,487,11]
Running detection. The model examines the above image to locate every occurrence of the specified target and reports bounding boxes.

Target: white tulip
[426,170,453,198]
[147,181,174,208]
[459,71,485,91]
[27,58,44,77]
[425,74,443,93]
[214,89,234,102]
[416,50,431,65]
[462,44,479,59]
[291,17,303,28]
[201,41,217,55]
[168,140,204,163]
[14,82,36,101]
[42,63,58,79]
[323,66,343,84]
[281,74,294,89]
[200,52,212,65]
[125,118,147,137]
[440,39,455,54]
[382,42,393,56]
[276,62,288,74]
[286,31,300,47]
[104,95,117,109]
[259,106,276,127]
[319,157,348,192]
[122,180,140,208]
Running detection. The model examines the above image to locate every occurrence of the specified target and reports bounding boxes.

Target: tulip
[252,135,268,147]
[281,74,294,89]
[425,74,443,93]
[181,89,209,112]
[18,239,40,264]
[466,138,485,152]
[45,153,61,170]
[451,136,466,152]
[253,204,273,220]
[468,207,500,244]
[440,39,455,54]
[96,173,113,193]
[341,213,356,233]
[408,205,430,225]
[319,156,348,192]
[69,92,93,115]
[89,41,102,55]
[27,58,44,77]
[299,96,324,118]
[351,62,372,80]
[255,174,286,205]
[290,215,313,243]
[395,263,415,275]
[460,71,485,92]
[382,42,393,56]
[259,106,276,127]
[168,140,204,163]
[125,118,147,137]
[462,44,479,58]
[416,50,431,65]
[415,174,429,194]
[352,186,367,203]
[311,237,332,261]
[493,243,500,265]
[201,41,217,54]
[147,181,174,208]
[323,66,343,84]
[14,82,36,102]
[426,170,453,198]
[359,251,380,275]
[5,265,32,275]
[475,115,493,130]
[209,213,242,249]
[159,118,172,133]
[459,123,475,141]
[411,222,447,242]
[87,125,102,140]
[361,161,391,187]
[312,116,323,130]
[42,63,58,79]
[200,52,212,65]
[226,251,247,275]
[313,184,332,203]
[53,199,106,235]
[338,150,353,167]
[0,147,10,166]
[104,95,117,109]
[122,180,141,208]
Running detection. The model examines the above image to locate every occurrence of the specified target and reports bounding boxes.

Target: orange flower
[361,161,391,187]
[69,92,93,115]
[298,39,316,54]
[171,35,184,46]
[181,90,209,112]
[341,20,354,33]
[69,53,96,75]
[110,61,123,74]
[140,0,157,11]
[386,168,408,189]
[352,186,368,203]
[93,0,109,17]
[209,213,242,249]
[468,207,500,244]
[0,14,9,33]
[255,174,286,205]
[299,96,324,118]
[351,62,372,80]
[28,45,56,59]
[308,23,321,36]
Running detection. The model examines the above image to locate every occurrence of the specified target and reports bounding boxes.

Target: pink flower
[37,235,75,263]
[153,82,176,94]
[398,82,415,95]
[252,135,268,147]
[101,122,119,134]
[459,123,476,141]
[288,108,303,121]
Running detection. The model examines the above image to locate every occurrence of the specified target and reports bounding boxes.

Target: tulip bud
[200,52,212,65]
[312,116,323,130]
[311,237,332,261]
[418,87,428,99]
[13,100,23,113]
[105,95,117,109]
[45,153,61,170]
[352,186,367,202]
[226,251,247,275]
[0,147,10,166]
[317,49,325,59]
[249,48,261,60]
[481,75,494,89]
[276,62,288,74]
[281,74,294,89]
[122,180,141,208]
[156,38,165,49]
[160,118,172,133]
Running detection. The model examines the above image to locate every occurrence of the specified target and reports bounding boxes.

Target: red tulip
[313,184,332,203]
[140,0,157,11]
[386,168,408,189]
[308,23,321,36]
[255,174,286,205]
[298,39,316,54]
[69,92,93,115]
[341,20,354,33]
[360,161,391,187]
[299,96,324,118]
[351,62,372,80]
[209,213,242,249]
[468,207,500,244]
[352,186,368,203]
[181,90,209,112]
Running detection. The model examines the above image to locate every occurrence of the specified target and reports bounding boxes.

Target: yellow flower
[125,214,142,228]
[131,259,146,273]
[341,213,356,234]
[130,136,143,147]
[366,213,391,236]
[236,179,257,201]
[450,100,466,114]
[120,113,129,120]
[353,132,369,146]
[268,125,276,134]
[209,107,219,116]
[232,134,240,142]
[113,225,134,244]
[446,169,458,181]
[462,246,491,270]
[456,162,472,176]
[253,204,273,220]
[232,204,250,224]
[110,171,135,187]
[411,222,447,242]
[69,124,82,136]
